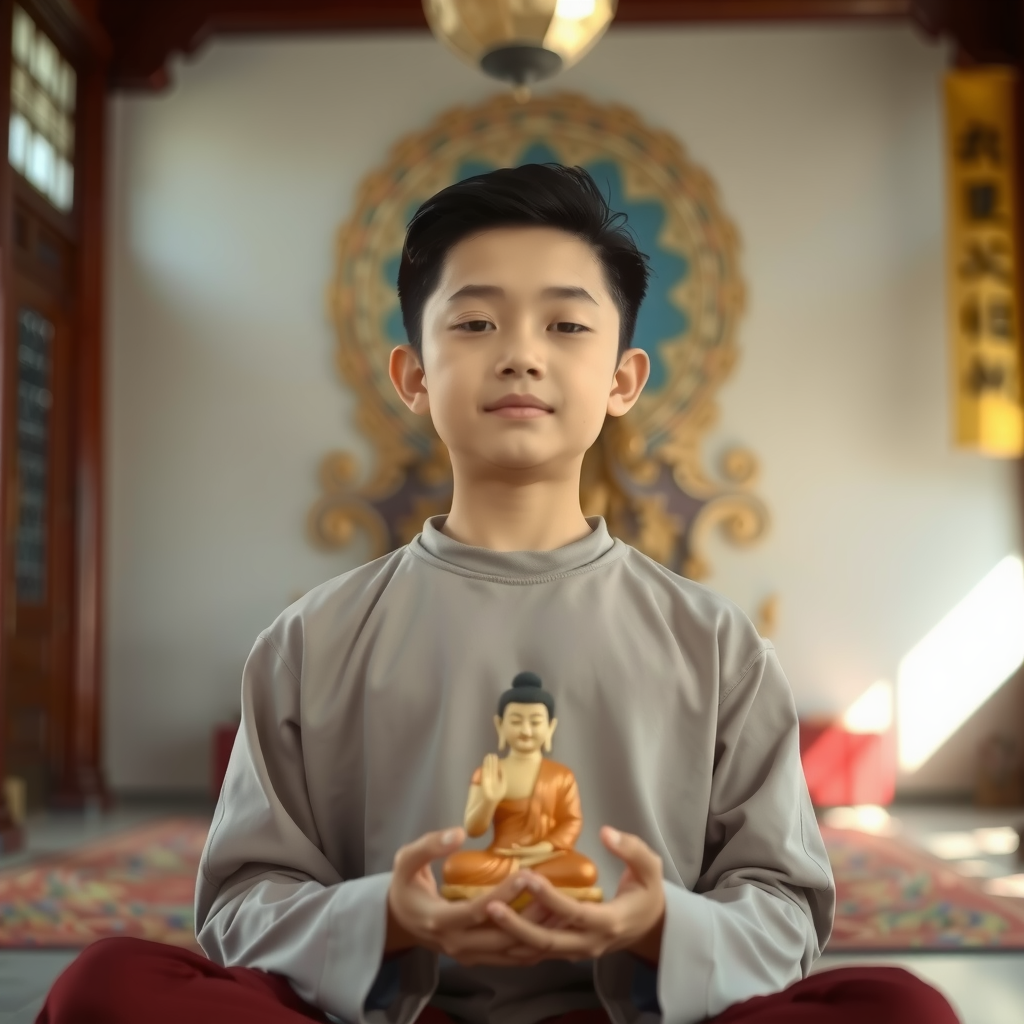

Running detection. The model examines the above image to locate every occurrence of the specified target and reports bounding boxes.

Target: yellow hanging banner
[946,67,1023,457]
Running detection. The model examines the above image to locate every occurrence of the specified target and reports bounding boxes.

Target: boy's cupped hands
[386,826,665,967]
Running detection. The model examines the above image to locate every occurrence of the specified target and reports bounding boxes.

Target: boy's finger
[520,874,598,925]
[466,871,529,913]
[425,891,513,933]
[601,828,662,886]
[503,944,549,963]
[393,828,464,883]
[431,875,531,933]
[412,872,529,934]
[444,922,526,958]
[485,901,592,957]
[457,947,546,967]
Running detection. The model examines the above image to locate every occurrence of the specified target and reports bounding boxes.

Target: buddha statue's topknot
[497,671,555,718]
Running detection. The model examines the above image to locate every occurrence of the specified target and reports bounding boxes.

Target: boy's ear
[389,345,431,415]
[494,714,507,751]
[606,347,650,418]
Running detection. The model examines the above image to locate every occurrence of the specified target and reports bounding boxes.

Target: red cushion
[800,719,896,807]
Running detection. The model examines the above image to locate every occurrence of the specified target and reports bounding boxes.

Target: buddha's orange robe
[443,759,598,888]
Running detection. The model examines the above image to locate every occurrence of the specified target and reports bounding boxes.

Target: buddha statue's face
[494,702,558,755]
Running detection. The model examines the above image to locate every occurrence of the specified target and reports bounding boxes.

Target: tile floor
[0,800,1022,1024]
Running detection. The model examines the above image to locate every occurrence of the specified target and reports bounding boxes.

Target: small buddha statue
[442,672,601,903]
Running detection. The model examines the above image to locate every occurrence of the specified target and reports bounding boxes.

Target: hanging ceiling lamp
[423,0,617,97]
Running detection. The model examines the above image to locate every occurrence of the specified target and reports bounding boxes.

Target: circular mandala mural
[315,93,766,577]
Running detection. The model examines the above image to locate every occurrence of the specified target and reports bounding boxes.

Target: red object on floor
[212,721,239,797]
[36,937,958,1024]
[799,719,896,807]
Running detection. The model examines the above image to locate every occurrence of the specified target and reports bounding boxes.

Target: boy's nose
[496,327,546,378]
[498,357,544,379]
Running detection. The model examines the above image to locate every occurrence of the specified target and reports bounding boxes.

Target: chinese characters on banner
[946,68,1022,457]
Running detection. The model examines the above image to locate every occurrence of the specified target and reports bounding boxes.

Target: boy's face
[391,226,648,475]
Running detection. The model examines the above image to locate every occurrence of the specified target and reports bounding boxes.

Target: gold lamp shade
[423,0,617,87]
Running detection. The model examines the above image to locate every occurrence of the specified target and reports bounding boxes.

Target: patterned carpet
[2,817,1024,951]
[823,825,1024,951]
[0,817,207,950]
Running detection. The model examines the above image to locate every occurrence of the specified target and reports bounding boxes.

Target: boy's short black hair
[397,164,650,359]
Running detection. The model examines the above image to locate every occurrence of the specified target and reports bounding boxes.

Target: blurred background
[102,5,1019,801]
[1,2,1024,1021]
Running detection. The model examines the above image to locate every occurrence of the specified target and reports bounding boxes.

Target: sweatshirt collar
[410,515,622,584]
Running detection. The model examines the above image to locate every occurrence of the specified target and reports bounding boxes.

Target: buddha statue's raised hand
[479,753,508,804]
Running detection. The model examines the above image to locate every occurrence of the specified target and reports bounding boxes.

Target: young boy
[39,165,957,1024]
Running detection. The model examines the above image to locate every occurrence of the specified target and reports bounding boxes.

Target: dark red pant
[36,937,959,1024]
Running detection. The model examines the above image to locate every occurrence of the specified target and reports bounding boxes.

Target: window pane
[12,6,33,66]
[15,308,54,606]
[26,132,53,194]
[30,32,57,94]
[55,61,68,111]
[31,87,54,136]
[52,111,68,156]
[11,65,30,113]
[10,6,75,212]
[52,157,72,211]
[64,63,76,113]
[56,60,75,112]
[9,111,29,171]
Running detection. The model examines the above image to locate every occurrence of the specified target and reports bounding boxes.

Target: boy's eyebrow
[447,284,598,304]
[448,284,504,302]
[542,286,597,304]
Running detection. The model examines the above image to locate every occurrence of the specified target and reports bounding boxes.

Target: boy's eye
[552,322,589,334]
[455,320,494,332]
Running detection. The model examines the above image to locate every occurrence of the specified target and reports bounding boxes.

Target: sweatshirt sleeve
[194,634,439,1024]
[594,641,835,1024]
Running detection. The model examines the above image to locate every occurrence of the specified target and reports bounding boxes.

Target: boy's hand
[386,827,534,966]
[484,826,666,966]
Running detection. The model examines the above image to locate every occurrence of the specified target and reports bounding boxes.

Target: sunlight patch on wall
[842,680,893,734]
[898,555,1024,772]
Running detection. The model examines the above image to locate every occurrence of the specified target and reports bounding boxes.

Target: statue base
[441,884,603,911]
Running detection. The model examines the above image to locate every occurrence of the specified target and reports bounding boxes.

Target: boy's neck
[442,461,592,552]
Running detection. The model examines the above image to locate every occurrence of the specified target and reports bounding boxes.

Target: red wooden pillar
[59,5,108,808]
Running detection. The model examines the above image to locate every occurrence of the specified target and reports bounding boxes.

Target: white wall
[105,23,1021,795]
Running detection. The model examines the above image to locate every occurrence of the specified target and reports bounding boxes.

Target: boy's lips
[484,394,554,418]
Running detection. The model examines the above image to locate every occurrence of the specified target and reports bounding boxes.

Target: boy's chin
[473,445,581,475]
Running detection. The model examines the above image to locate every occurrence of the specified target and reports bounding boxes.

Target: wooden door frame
[0,0,108,849]
[6,252,77,810]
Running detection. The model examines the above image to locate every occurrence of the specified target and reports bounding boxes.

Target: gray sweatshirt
[195,517,834,1024]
